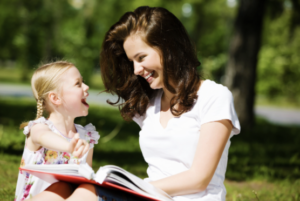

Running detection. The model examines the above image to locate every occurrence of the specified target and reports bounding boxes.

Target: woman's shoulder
[199,79,231,94]
[196,80,240,134]
[197,79,233,103]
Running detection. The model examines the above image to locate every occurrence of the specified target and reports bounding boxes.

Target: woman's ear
[48,92,61,106]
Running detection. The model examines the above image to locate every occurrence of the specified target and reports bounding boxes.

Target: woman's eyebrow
[133,52,143,59]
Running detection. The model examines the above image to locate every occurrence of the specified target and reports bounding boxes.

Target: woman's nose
[133,62,143,76]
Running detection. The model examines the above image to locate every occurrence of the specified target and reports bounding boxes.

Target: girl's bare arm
[28,124,89,158]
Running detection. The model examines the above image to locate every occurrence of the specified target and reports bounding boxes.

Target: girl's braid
[36,98,44,119]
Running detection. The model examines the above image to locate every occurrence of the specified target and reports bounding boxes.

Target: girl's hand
[68,133,90,158]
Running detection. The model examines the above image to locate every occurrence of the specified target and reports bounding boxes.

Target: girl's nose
[133,62,143,76]
[83,83,89,92]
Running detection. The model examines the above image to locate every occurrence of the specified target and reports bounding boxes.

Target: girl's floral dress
[14,117,100,201]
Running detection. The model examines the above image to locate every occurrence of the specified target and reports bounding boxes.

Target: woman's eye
[139,56,145,61]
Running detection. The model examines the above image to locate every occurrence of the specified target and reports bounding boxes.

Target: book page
[23,164,95,180]
[95,165,173,201]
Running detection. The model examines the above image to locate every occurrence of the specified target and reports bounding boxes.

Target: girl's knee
[66,183,97,201]
[46,181,74,197]
[77,183,97,193]
[28,182,73,201]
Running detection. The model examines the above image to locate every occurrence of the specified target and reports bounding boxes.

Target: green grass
[0,67,33,85]
[89,71,105,90]
[225,179,300,201]
[0,97,300,200]
[256,95,300,109]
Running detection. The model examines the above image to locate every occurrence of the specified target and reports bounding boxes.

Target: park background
[0,0,300,200]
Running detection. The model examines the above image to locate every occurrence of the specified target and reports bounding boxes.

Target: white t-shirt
[133,80,240,201]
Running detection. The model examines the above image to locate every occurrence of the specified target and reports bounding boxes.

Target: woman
[100,6,240,201]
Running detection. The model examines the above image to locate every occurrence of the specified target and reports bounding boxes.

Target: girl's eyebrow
[75,77,83,83]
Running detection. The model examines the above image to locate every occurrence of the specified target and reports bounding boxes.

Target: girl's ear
[48,92,61,106]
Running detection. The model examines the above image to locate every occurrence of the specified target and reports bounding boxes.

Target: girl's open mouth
[81,99,89,107]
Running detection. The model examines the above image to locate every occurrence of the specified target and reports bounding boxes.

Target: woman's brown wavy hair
[100,6,201,120]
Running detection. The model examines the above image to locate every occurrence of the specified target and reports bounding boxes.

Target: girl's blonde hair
[20,61,74,129]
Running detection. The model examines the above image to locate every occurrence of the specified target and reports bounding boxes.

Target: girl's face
[123,35,164,90]
[59,66,89,117]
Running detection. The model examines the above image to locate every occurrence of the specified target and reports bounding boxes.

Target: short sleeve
[76,123,100,149]
[198,84,240,135]
[133,114,146,129]
[23,117,53,135]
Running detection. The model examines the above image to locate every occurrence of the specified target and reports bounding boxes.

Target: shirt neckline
[48,119,78,140]
[155,80,209,130]
[155,90,176,130]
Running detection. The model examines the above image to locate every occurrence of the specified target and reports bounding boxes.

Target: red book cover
[20,167,161,201]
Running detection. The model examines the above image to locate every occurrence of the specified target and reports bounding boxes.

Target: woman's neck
[162,88,174,102]
[161,88,175,111]
[48,112,76,138]
[161,79,203,113]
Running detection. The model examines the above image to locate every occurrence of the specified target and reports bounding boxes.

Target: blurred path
[255,106,300,125]
[1,83,299,125]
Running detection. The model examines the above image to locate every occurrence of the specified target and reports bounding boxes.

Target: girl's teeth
[145,72,154,79]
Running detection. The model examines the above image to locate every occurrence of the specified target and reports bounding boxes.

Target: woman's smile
[144,71,154,82]
[123,35,164,90]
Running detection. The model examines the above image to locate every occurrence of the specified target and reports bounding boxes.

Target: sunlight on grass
[1,97,300,201]
[0,67,32,85]
[225,179,300,200]
[256,95,300,109]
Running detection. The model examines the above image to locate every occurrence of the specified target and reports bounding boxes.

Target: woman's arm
[150,119,232,196]
[28,124,89,158]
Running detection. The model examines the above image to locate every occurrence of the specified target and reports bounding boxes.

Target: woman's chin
[150,85,163,90]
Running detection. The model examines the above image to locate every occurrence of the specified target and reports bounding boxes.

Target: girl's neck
[48,112,76,139]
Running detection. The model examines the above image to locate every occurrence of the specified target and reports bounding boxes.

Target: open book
[20,164,173,201]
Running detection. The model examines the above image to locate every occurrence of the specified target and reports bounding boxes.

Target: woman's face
[123,35,164,90]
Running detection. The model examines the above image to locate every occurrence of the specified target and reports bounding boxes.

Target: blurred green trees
[0,0,234,83]
[0,0,299,105]
[258,7,300,102]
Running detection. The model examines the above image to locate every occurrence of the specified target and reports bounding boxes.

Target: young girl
[15,61,100,201]
[99,6,241,201]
